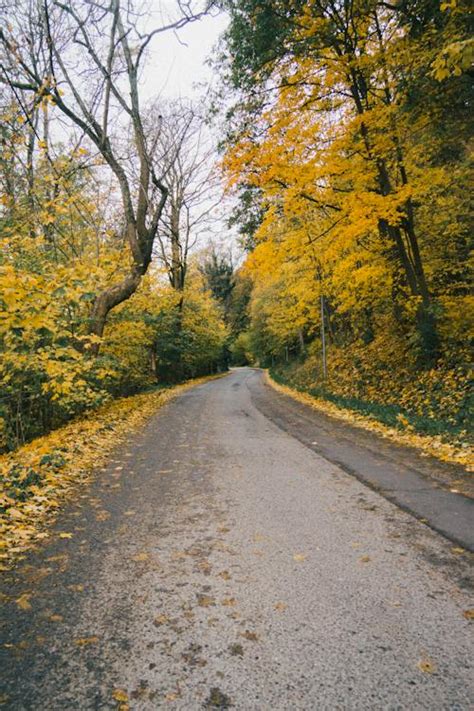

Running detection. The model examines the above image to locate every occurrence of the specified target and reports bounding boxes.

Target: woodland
[0,0,472,461]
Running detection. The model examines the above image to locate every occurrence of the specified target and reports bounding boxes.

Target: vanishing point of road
[1,368,473,709]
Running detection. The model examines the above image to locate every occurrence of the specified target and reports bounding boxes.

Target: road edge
[264,371,473,473]
[0,371,230,570]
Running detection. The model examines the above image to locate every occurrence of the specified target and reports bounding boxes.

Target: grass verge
[0,374,226,569]
[266,371,473,474]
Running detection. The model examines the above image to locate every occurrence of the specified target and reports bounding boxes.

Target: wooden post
[321,295,327,380]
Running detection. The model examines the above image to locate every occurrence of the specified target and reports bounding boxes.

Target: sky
[140,2,240,259]
[143,2,229,100]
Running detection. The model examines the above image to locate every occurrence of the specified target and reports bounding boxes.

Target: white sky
[139,2,239,258]
[142,3,229,100]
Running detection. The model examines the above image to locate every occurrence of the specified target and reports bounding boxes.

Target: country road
[1,367,473,710]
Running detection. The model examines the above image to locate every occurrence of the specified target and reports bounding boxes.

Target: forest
[0,0,472,457]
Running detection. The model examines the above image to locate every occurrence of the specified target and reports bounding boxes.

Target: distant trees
[200,247,253,365]
[147,102,222,293]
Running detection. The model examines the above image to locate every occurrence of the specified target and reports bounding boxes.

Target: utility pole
[321,295,327,380]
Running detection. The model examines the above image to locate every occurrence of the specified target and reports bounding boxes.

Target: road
[1,367,473,710]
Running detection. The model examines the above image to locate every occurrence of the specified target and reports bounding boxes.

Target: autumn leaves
[0,376,222,568]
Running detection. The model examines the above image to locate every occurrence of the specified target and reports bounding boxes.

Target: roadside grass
[270,368,471,439]
[0,374,226,569]
[267,370,473,473]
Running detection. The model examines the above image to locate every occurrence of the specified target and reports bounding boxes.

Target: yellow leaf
[221,597,237,607]
[112,689,128,703]
[274,602,287,612]
[59,532,73,539]
[6,508,24,519]
[241,630,259,641]
[75,636,99,646]
[131,552,149,562]
[197,595,215,607]
[463,608,474,620]
[49,614,63,622]
[359,555,371,563]
[15,593,32,611]
[154,614,169,626]
[417,658,436,674]
[293,553,307,562]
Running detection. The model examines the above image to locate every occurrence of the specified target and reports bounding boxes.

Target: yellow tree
[220,0,471,360]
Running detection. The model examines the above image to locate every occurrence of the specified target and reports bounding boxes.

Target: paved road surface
[1,368,473,710]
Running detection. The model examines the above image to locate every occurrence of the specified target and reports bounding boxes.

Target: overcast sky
[141,2,238,258]
[143,3,229,100]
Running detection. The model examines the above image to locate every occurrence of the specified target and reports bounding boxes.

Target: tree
[0,0,214,346]
[200,247,235,319]
[218,0,472,359]
[146,101,222,293]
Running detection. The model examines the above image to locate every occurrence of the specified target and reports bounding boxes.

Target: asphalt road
[1,367,473,710]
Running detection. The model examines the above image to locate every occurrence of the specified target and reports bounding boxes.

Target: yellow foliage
[266,373,473,471]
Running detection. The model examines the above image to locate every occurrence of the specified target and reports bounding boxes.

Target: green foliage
[229,331,253,366]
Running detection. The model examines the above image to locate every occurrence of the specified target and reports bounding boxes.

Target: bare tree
[0,0,214,348]
[146,100,222,293]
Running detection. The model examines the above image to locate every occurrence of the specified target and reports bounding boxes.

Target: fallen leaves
[197,595,215,607]
[229,643,244,656]
[112,689,128,702]
[417,658,436,674]
[293,553,307,562]
[112,688,129,709]
[463,608,474,621]
[95,510,110,522]
[75,636,99,646]
[15,593,32,611]
[241,630,259,641]
[58,532,73,539]
[131,552,149,562]
[221,597,237,607]
[266,374,474,471]
[165,692,180,702]
[48,614,63,622]
[154,614,169,626]
[0,375,224,568]
[274,602,287,612]
[68,584,84,592]
[359,555,371,563]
